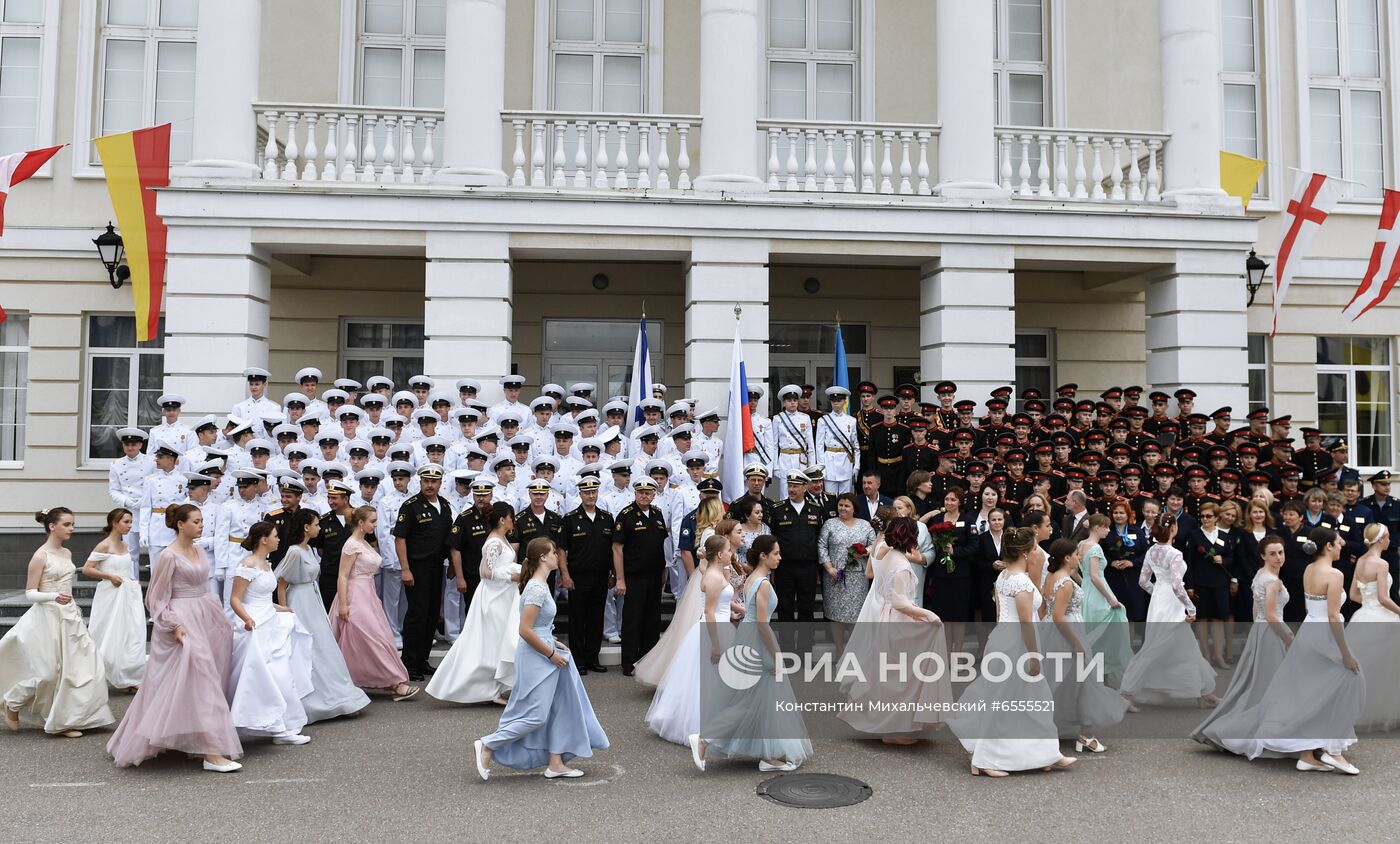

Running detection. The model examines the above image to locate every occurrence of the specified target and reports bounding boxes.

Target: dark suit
[972,530,1005,623]
[1061,510,1089,542]
[310,509,352,611]
[1102,525,1148,622]
[1181,525,1238,620]
[854,494,892,523]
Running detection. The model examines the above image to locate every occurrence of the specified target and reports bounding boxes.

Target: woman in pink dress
[330,506,419,701]
[107,504,244,773]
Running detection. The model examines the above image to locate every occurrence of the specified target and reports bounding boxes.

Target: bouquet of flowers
[929,521,957,572]
[839,542,868,583]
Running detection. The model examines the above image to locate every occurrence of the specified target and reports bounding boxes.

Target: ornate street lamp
[1245,248,1269,306]
[93,222,131,289]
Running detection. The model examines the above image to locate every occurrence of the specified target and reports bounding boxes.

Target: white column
[424,232,512,403]
[433,0,509,187]
[685,238,769,416]
[163,226,270,417]
[693,0,767,193]
[919,244,1015,409]
[933,0,1007,200]
[1145,250,1249,413]
[1159,0,1235,210]
[176,0,262,181]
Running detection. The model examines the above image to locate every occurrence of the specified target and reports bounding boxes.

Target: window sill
[0,461,23,470]
[77,462,115,471]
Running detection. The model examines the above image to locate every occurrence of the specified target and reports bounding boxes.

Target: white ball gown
[426,536,520,703]
[839,545,953,736]
[634,528,716,688]
[1217,591,1366,758]
[645,566,740,744]
[1039,576,1128,738]
[1345,577,1400,731]
[0,550,115,733]
[1192,571,1290,749]
[85,551,148,689]
[1119,543,1216,703]
[226,565,314,738]
[947,570,1063,771]
[273,545,370,722]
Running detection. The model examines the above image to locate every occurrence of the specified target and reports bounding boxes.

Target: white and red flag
[1270,172,1341,335]
[0,145,64,236]
[1342,189,1400,321]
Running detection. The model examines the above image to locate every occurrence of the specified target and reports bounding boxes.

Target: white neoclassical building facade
[0,0,1397,529]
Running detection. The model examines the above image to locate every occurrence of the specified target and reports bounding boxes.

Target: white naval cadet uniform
[149,419,195,455]
[694,430,723,476]
[374,487,409,645]
[231,394,281,425]
[139,468,188,577]
[488,399,527,425]
[214,494,265,606]
[771,409,815,483]
[108,452,155,578]
[815,411,861,494]
[747,410,775,469]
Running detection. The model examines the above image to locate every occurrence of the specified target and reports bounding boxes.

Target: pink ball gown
[107,546,242,766]
[330,537,408,689]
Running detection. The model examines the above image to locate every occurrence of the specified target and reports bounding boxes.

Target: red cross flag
[0,145,64,236]
[1270,172,1340,335]
[1342,189,1400,322]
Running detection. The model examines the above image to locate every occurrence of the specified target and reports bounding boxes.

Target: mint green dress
[1080,543,1134,687]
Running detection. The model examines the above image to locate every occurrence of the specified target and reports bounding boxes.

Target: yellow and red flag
[95,125,170,342]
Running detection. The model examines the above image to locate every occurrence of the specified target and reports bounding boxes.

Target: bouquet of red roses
[839,542,868,583]
[929,521,957,572]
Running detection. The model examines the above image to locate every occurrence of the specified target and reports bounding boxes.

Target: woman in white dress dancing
[646,534,743,745]
[1346,524,1400,731]
[1193,534,1292,750]
[227,522,314,745]
[948,527,1074,776]
[1120,514,1218,710]
[1,508,114,737]
[83,508,147,691]
[1218,527,1365,773]
[428,502,522,704]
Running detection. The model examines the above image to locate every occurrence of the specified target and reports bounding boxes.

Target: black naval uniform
[447,505,490,617]
[767,497,823,623]
[870,421,911,498]
[393,492,454,676]
[310,507,353,611]
[560,504,615,669]
[613,502,669,670]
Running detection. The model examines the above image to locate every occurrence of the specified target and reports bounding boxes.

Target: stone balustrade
[502,111,700,192]
[757,119,939,196]
[995,127,1170,203]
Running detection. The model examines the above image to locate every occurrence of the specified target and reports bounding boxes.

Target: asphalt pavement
[6,667,1397,843]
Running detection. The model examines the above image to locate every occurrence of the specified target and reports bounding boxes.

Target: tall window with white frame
[86,314,165,461]
[1220,0,1265,196]
[1316,336,1391,470]
[97,0,197,162]
[341,319,424,389]
[0,313,27,462]
[358,0,445,108]
[1246,333,1270,413]
[550,0,647,112]
[993,0,1048,128]
[766,0,858,121]
[1014,329,1054,407]
[1306,0,1385,199]
[0,0,44,156]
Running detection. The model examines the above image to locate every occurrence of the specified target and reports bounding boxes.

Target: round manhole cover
[756,773,873,809]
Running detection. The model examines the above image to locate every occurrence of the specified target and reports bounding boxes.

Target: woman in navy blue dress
[474,538,608,780]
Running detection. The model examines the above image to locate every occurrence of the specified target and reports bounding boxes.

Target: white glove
[24,589,58,604]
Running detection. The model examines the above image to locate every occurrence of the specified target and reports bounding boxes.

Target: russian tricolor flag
[722,323,754,501]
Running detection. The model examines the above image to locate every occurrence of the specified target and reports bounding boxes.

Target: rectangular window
[341,319,424,389]
[766,0,858,121]
[85,314,165,462]
[550,0,646,113]
[1307,0,1386,199]
[1014,329,1054,407]
[358,0,445,108]
[1316,335,1392,469]
[543,318,664,400]
[993,0,1047,127]
[0,24,41,155]
[769,321,868,415]
[1247,332,1270,412]
[0,313,28,462]
[97,0,197,163]
[1219,0,1266,196]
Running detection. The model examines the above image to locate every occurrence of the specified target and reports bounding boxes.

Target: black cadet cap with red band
[878,396,898,408]
[934,381,957,394]
[857,381,878,395]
